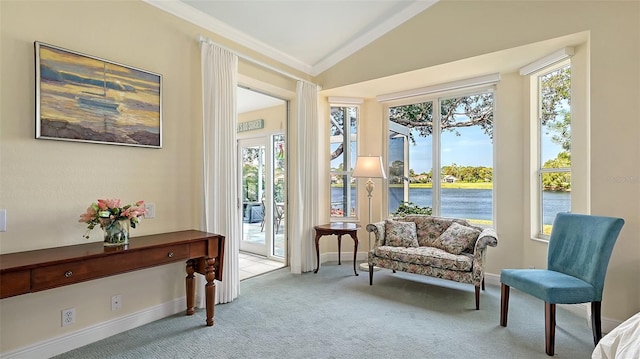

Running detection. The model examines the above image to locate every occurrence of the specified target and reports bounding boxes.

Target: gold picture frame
[35,42,162,148]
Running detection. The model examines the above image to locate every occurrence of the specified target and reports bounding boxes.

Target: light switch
[144,203,155,219]
[0,209,6,232]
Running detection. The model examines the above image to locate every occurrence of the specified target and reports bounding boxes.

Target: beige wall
[0,1,202,352]
[0,0,299,353]
[1,0,638,354]
[319,0,640,323]
[238,104,287,137]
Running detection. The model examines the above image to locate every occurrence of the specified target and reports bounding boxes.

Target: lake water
[332,187,570,224]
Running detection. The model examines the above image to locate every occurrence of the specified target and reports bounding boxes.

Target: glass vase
[103,219,130,247]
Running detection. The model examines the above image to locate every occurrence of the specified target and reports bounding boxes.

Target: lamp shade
[352,156,387,179]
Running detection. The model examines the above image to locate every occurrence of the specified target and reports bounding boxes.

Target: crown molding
[143,0,313,75]
[311,0,439,76]
[145,0,439,78]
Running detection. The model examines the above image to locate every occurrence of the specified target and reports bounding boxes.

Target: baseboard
[1,297,187,359]
[319,251,367,265]
[1,267,624,358]
[484,272,501,286]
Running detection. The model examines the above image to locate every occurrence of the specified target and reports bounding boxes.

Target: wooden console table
[0,230,225,326]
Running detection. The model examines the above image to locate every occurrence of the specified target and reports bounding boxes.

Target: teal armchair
[499,213,624,356]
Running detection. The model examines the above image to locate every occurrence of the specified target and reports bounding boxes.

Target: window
[537,64,571,237]
[330,105,358,218]
[387,89,495,224]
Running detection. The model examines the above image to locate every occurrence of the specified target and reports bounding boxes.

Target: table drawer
[0,270,31,299]
[31,244,189,291]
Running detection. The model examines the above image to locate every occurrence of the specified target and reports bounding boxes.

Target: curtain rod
[198,35,311,84]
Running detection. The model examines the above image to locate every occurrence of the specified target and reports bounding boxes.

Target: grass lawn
[391,182,494,190]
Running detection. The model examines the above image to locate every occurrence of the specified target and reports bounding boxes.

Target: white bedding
[592,312,640,359]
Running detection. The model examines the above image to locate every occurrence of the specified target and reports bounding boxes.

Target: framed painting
[35,42,162,148]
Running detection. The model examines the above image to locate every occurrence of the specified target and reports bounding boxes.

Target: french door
[238,135,286,260]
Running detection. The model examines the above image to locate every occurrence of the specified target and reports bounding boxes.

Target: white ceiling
[145,0,437,113]
[153,0,438,76]
[145,0,586,113]
[237,86,284,114]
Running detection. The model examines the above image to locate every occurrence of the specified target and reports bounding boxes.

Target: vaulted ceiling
[146,0,438,76]
[144,1,586,112]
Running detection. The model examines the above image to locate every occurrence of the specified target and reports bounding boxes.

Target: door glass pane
[439,94,493,224]
[242,144,266,246]
[272,134,285,258]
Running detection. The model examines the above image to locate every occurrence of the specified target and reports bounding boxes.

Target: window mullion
[343,107,353,218]
[432,100,441,216]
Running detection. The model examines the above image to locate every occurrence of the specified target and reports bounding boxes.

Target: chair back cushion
[547,212,624,300]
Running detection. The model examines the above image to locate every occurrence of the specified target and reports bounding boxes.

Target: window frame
[329,103,360,221]
[383,85,496,223]
[534,61,572,240]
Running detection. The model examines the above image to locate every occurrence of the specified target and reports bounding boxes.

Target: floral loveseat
[366,215,498,309]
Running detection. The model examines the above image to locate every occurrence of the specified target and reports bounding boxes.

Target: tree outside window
[539,65,571,236]
[330,106,358,218]
[388,91,494,224]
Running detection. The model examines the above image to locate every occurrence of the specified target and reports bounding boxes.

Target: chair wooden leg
[475,285,480,310]
[591,301,602,346]
[545,302,556,356]
[500,284,509,326]
[369,264,374,285]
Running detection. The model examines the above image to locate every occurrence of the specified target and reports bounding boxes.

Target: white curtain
[290,81,320,274]
[200,42,240,303]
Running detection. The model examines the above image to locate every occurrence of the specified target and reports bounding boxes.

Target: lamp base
[358,262,381,272]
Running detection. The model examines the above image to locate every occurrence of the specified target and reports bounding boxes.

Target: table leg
[185,259,196,315]
[205,257,216,326]
[337,234,342,265]
[314,232,321,273]
[350,233,359,276]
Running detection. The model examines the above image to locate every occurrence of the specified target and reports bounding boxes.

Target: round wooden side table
[313,222,360,276]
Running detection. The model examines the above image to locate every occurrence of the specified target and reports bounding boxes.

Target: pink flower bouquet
[79,199,147,239]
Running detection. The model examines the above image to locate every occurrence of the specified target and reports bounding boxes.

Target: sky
[401,125,564,173]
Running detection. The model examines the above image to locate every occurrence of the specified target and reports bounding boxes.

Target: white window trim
[377,73,500,103]
[382,84,496,221]
[530,61,572,241]
[329,104,360,222]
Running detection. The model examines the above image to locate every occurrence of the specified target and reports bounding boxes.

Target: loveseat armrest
[474,227,498,252]
[471,227,498,286]
[366,222,386,248]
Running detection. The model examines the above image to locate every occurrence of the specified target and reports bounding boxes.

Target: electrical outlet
[111,294,122,311]
[61,308,75,327]
[0,209,6,232]
[144,203,155,219]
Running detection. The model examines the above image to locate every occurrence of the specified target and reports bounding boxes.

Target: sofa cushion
[435,222,481,254]
[374,246,473,271]
[384,219,419,247]
[402,215,455,247]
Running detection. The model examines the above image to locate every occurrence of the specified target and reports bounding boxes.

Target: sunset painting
[35,42,162,148]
